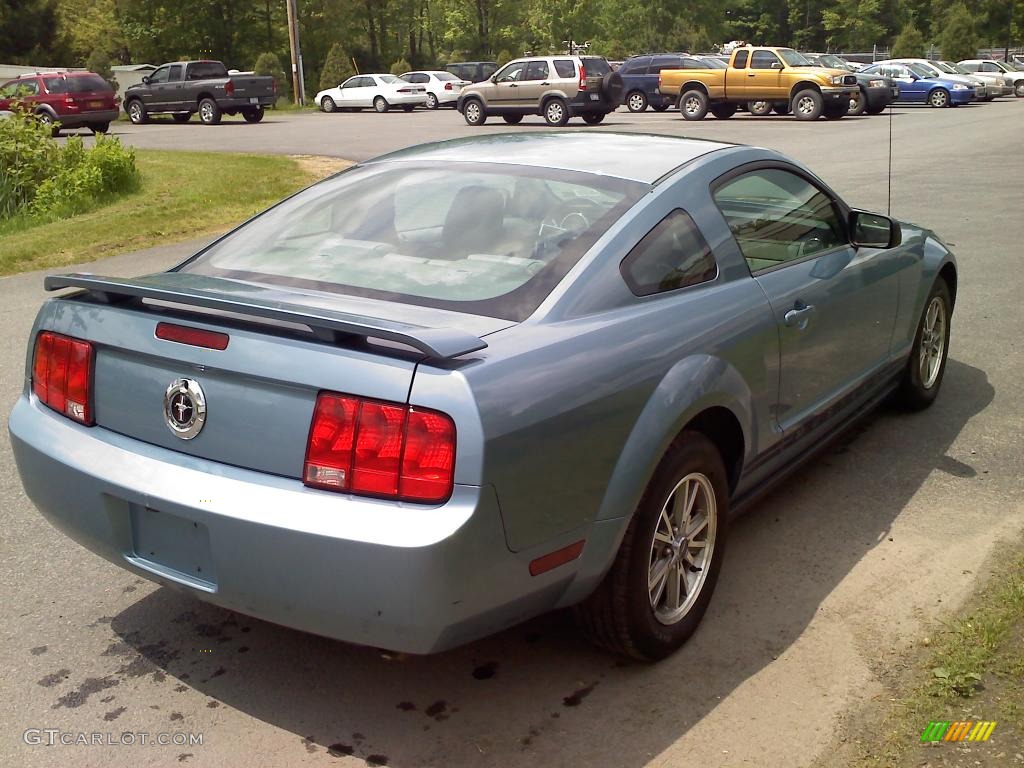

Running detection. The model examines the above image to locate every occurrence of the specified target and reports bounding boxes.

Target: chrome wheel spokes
[648,472,717,625]
[919,296,946,389]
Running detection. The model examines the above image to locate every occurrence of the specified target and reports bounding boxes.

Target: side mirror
[141,76,150,84]
[490,74,498,83]
[850,210,900,249]
[770,61,782,70]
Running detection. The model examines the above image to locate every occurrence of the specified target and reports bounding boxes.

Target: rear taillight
[32,331,94,425]
[225,81,235,96]
[397,87,415,93]
[155,322,229,350]
[272,78,277,94]
[304,392,456,503]
[579,63,587,90]
[444,82,453,90]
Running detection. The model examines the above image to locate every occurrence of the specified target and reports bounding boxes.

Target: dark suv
[0,71,118,135]
[445,61,498,84]
[618,54,721,112]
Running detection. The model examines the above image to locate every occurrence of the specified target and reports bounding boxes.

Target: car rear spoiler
[43,273,488,360]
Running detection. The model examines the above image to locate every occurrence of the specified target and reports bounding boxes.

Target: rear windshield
[179,163,643,321]
[45,74,111,93]
[187,61,228,80]
[581,57,611,76]
[379,75,401,84]
[435,71,460,81]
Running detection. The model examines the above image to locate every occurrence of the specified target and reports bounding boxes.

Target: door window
[620,210,718,296]
[713,168,846,273]
[2,79,39,96]
[149,67,170,85]
[168,65,183,81]
[733,50,749,68]
[340,76,359,88]
[523,61,550,81]
[649,57,684,74]
[750,51,782,70]
[495,63,526,83]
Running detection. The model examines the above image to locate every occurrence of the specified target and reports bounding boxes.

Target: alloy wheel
[797,95,816,115]
[546,101,564,123]
[919,296,947,389]
[683,96,701,116]
[648,472,717,625]
[200,102,215,122]
[627,92,646,111]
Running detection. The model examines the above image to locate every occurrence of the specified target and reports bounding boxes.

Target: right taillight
[304,392,456,503]
[32,330,94,425]
[579,62,587,90]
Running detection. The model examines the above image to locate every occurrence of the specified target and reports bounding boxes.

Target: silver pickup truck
[123,60,276,125]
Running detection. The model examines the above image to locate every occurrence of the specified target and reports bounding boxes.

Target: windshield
[179,163,642,321]
[778,49,811,66]
[931,61,957,74]
[818,55,848,69]
[435,71,461,81]
[908,64,934,78]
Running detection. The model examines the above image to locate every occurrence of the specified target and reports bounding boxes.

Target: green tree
[496,48,513,65]
[390,56,411,74]
[938,2,980,61]
[253,51,290,102]
[891,22,925,56]
[86,50,119,90]
[0,0,70,64]
[823,0,885,51]
[319,42,354,90]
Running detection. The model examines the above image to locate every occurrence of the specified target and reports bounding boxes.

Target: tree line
[1,0,1020,98]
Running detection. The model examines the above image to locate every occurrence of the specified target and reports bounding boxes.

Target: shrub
[390,57,411,76]
[254,51,290,102]
[496,49,513,66]
[939,2,980,62]
[891,23,925,58]
[320,43,355,91]
[0,107,139,222]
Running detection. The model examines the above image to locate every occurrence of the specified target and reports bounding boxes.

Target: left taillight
[32,331,94,425]
[304,392,456,504]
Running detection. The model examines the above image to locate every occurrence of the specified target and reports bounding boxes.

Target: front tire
[678,89,709,120]
[928,88,950,108]
[895,279,952,411]
[502,114,523,124]
[581,112,606,125]
[462,98,486,125]
[710,103,737,119]
[792,88,824,120]
[198,98,222,125]
[373,96,389,113]
[625,91,648,112]
[543,97,570,127]
[575,432,729,661]
[848,89,867,116]
[320,96,336,113]
[126,99,148,125]
[1014,80,1024,98]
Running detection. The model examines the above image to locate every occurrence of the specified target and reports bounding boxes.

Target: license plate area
[89,100,104,109]
[249,96,259,104]
[128,506,217,591]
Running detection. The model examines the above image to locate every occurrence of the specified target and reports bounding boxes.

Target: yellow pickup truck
[658,47,860,120]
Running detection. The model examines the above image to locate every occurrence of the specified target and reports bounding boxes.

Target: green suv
[457,55,624,126]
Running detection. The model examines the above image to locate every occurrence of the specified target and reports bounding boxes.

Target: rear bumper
[218,96,276,110]
[54,109,119,128]
[387,92,428,106]
[9,395,600,653]
[863,85,897,110]
[569,92,616,113]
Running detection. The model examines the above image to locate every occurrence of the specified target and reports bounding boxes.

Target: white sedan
[399,70,471,109]
[315,74,427,113]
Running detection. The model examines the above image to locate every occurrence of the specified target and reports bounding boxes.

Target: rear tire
[172,112,191,123]
[747,100,772,116]
[126,99,148,125]
[426,93,439,109]
[792,88,824,120]
[198,98,222,125]
[710,103,737,119]
[462,98,486,126]
[502,114,523,124]
[575,431,729,661]
[895,279,952,411]
[581,112,606,125]
[626,91,648,112]
[543,97,570,126]
[678,89,709,120]
[373,96,389,113]
[242,107,264,123]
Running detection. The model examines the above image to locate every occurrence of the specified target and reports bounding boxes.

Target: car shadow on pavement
[110,357,992,767]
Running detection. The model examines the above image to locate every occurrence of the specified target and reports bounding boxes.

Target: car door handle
[784,303,815,329]
[748,72,757,77]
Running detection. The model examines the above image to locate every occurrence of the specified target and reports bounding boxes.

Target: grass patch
[851,546,1024,766]
[0,150,334,275]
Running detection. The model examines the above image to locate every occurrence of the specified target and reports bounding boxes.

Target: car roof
[366,132,733,184]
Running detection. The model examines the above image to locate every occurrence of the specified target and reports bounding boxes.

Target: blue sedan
[862,61,975,106]
[9,133,957,661]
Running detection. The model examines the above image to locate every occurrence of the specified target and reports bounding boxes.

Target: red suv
[0,71,119,136]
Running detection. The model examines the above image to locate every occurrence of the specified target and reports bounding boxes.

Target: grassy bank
[851,546,1024,766]
[0,150,344,276]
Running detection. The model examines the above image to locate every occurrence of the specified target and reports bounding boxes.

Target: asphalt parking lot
[2,100,1023,767]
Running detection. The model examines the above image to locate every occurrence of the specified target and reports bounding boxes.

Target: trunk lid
[227,75,276,98]
[41,273,506,479]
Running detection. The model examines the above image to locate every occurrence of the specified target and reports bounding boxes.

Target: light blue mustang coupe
[10,133,956,660]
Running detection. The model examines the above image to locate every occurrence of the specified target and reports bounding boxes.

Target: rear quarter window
[582,58,611,76]
[620,210,718,296]
[554,60,576,78]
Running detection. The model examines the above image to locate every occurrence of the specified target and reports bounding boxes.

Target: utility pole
[285,0,305,105]
[1007,0,1016,63]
